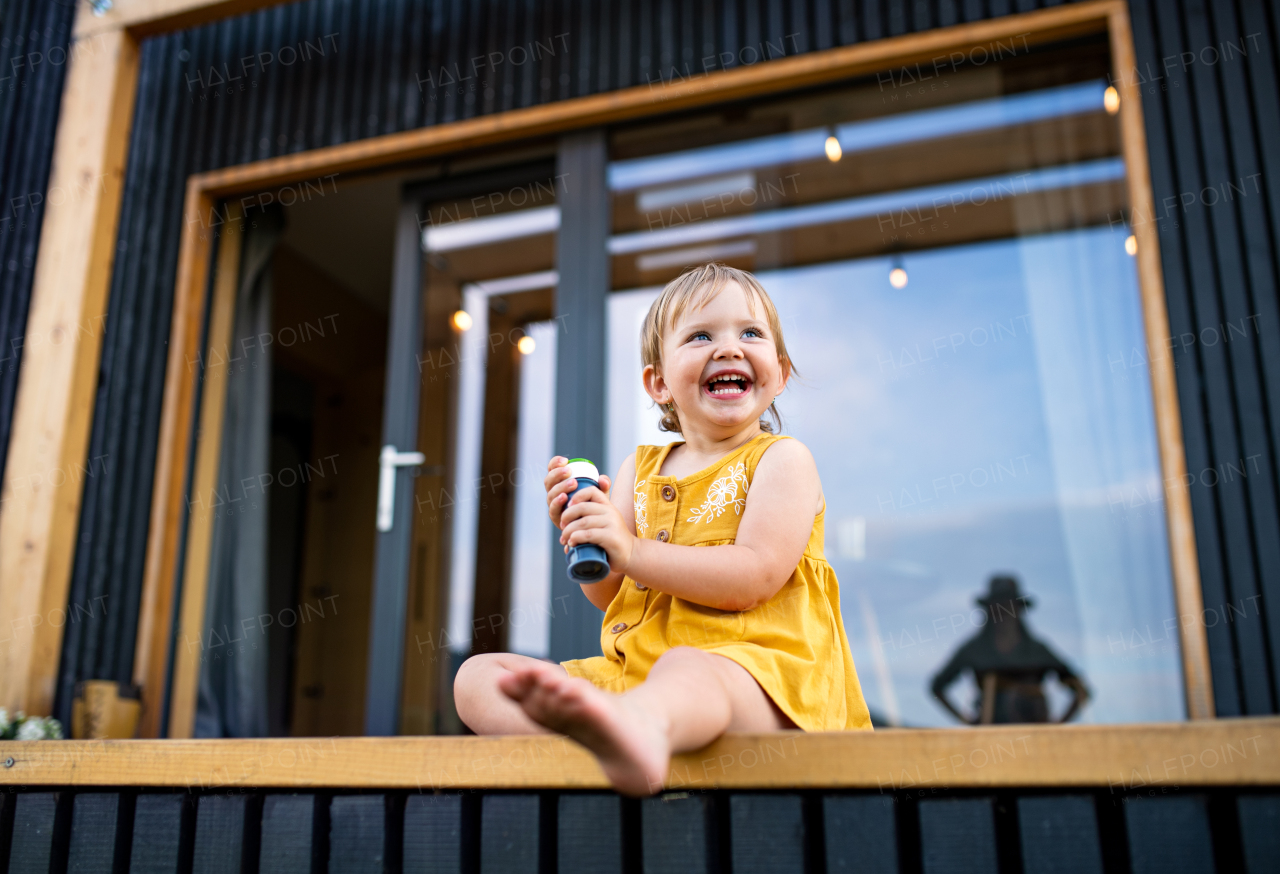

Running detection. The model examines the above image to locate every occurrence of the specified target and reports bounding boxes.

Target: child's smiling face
[644,280,790,438]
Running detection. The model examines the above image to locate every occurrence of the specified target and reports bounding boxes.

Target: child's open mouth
[703,371,753,398]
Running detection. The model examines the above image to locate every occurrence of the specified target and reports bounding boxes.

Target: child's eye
[688,331,711,342]
[742,328,764,339]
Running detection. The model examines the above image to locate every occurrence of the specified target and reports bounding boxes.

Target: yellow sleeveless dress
[561,433,872,732]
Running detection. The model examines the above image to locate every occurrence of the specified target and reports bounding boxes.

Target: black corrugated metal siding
[0,0,76,489]
[51,0,1280,724]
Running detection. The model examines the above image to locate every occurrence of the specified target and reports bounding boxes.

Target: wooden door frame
[0,0,1213,732]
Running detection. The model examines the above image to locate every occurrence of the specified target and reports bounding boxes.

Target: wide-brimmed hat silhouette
[976,574,1034,610]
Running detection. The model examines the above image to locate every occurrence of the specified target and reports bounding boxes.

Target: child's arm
[558,440,821,612]
[545,454,637,611]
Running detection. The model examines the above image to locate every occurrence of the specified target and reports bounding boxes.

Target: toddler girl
[454,263,871,796]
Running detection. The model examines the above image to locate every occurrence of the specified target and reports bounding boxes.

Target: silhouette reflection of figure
[930,575,1090,724]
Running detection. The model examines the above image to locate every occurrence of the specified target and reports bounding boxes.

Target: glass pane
[605,37,1184,726]
[407,166,559,732]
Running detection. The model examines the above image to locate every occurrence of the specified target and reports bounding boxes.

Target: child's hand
[545,456,617,530]
[544,456,581,530]
[559,476,635,574]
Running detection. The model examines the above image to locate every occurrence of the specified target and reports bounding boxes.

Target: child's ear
[777,357,793,393]
[642,364,670,405]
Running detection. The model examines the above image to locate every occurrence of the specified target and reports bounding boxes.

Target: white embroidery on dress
[686,462,749,523]
[633,479,649,536]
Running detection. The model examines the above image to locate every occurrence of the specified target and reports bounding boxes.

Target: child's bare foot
[499,664,670,796]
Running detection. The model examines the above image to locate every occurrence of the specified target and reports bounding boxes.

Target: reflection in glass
[605,39,1184,725]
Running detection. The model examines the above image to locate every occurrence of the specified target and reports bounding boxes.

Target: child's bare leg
[500,646,792,795]
[454,653,567,734]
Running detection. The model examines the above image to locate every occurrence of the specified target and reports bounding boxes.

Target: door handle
[377,444,426,532]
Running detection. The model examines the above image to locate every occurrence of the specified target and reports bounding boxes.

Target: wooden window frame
[0,0,1212,735]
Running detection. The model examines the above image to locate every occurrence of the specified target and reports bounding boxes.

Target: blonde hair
[640,263,795,434]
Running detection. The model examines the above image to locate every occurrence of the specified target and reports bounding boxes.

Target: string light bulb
[824,135,843,162]
[1104,86,1120,115]
[517,335,536,355]
[890,255,911,290]
[451,310,473,331]
[1125,234,1137,256]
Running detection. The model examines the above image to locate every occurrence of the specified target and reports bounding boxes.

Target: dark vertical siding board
[730,794,804,874]
[67,792,134,874]
[0,790,16,874]
[1017,795,1104,874]
[823,794,898,873]
[641,792,716,874]
[557,794,622,874]
[1125,0,1242,717]
[0,0,76,489]
[8,792,71,874]
[1206,0,1280,702]
[918,797,999,874]
[1184,0,1280,708]
[329,794,400,873]
[479,794,541,874]
[258,794,324,874]
[1154,0,1275,715]
[1237,794,1280,874]
[192,794,261,874]
[1124,794,1216,874]
[129,794,195,874]
[403,794,474,874]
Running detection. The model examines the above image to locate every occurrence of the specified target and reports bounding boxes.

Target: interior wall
[45,0,1280,725]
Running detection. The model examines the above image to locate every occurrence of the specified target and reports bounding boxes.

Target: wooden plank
[0,19,140,718]
[823,795,897,873]
[557,794,622,874]
[2,719,1279,789]
[188,1,1116,199]
[8,792,71,874]
[67,792,133,874]
[1106,1,1214,719]
[403,794,475,874]
[329,795,399,873]
[918,797,997,874]
[192,793,260,874]
[730,794,804,874]
[641,792,715,874]
[74,0,295,39]
[129,794,195,874]
[479,794,540,874]
[1123,794,1215,874]
[1237,794,1280,874]
[164,202,244,740]
[1017,795,1104,874]
[258,794,322,874]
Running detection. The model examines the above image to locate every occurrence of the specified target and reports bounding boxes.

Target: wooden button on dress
[611,622,627,633]
[660,484,676,501]
[656,529,670,542]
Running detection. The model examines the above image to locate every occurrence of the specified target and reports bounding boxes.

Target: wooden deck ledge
[2,718,1276,792]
